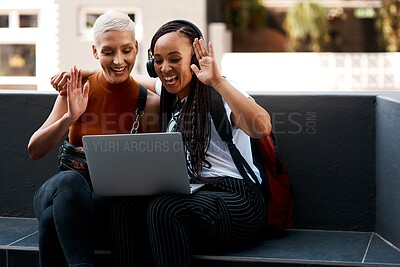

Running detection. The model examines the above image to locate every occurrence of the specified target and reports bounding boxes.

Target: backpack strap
[270,132,282,174]
[131,84,148,134]
[138,84,148,112]
[209,88,260,186]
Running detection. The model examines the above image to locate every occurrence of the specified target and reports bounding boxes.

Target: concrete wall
[376,95,400,248]
[0,92,58,217]
[254,94,376,232]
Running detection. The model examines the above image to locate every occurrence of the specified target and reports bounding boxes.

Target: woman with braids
[110,20,272,267]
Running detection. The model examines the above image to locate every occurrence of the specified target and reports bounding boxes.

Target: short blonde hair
[92,11,136,44]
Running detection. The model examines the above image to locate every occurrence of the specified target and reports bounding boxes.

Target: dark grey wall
[376,96,400,248]
[0,93,59,217]
[254,95,376,232]
[0,92,380,234]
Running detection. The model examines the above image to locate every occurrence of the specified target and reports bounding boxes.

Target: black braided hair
[151,20,212,183]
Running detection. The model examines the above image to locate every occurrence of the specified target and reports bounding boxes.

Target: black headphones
[146,19,204,78]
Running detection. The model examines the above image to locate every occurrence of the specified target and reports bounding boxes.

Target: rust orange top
[68,72,140,146]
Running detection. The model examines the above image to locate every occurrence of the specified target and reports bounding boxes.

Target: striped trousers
[111,177,266,267]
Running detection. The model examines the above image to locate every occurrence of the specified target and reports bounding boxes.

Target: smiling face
[153,32,194,100]
[92,30,138,84]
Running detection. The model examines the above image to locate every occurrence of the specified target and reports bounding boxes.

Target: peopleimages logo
[78,111,317,137]
[271,112,317,135]
[232,111,318,135]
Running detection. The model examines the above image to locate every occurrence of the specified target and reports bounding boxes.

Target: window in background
[86,13,102,28]
[0,10,39,90]
[0,44,36,77]
[78,7,141,42]
[0,15,8,28]
[19,14,38,28]
[85,12,135,28]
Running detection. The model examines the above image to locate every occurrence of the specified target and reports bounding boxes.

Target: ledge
[1,217,400,267]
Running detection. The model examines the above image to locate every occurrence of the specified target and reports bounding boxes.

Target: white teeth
[112,67,125,72]
[164,76,176,81]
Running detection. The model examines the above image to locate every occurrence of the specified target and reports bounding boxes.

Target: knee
[50,171,92,207]
[147,196,180,223]
[57,171,91,194]
[147,196,164,216]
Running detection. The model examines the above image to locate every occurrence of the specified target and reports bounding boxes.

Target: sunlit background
[0,0,399,92]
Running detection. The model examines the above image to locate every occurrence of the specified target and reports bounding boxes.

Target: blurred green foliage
[283,0,330,52]
[223,0,267,30]
[376,0,400,52]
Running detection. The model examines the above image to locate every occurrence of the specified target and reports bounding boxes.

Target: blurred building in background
[0,0,207,91]
[212,0,400,91]
[0,0,399,92]
[209,0,385,52]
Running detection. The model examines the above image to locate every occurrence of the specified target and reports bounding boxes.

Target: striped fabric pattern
[112,177,266,267]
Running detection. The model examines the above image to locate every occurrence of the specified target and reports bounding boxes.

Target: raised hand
[191,38,223,88]
[66,66,90,121]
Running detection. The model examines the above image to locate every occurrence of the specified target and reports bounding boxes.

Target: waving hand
[191,38,223,88]
[67,66,90,121]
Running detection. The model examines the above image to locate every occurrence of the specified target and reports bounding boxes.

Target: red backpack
[251,133,294,238]
[210,88,294,238]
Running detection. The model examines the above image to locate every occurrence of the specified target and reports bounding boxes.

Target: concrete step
[1,217,400,267]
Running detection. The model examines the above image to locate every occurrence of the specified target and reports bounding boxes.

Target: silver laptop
[82,132,204,196]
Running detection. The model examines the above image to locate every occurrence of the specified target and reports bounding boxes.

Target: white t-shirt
[155,78,261,183]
